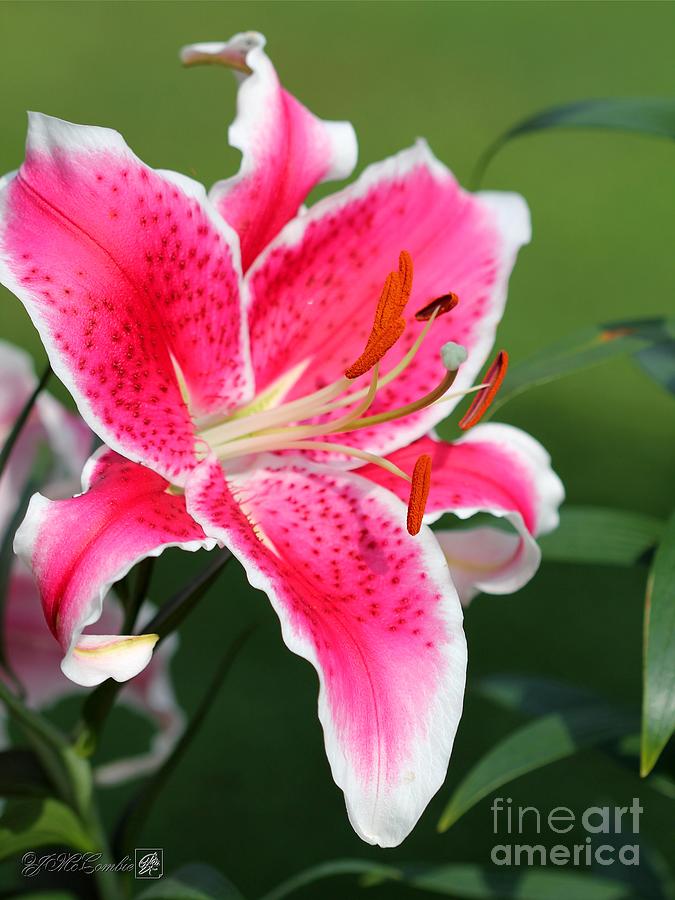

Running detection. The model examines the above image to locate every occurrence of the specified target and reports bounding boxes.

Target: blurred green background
[0,1,674,898]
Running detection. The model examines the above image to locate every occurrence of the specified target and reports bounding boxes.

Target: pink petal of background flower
[3,566,184,784]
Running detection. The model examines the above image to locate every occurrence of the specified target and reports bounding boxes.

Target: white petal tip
[323,120,358,182]
[478,190,532,247]
[62,633,159,687]
[180,32,266,71]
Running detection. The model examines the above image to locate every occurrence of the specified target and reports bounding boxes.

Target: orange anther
[458,350,509,430]
[407,453,432,536]
[345,318,405,380]
[346,251,413,380]
[415,292,459,321]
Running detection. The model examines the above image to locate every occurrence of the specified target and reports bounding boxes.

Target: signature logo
[134,849,163,879]
[21,852,134,876]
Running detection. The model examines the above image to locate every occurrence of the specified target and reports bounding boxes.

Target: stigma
[196,252,507,534]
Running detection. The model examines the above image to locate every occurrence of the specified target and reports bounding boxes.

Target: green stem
[75,549,233,755]
[0,682,119,900]
[114,626,254,857]
[0,362,51,482]
[0,678,73,801]
[82,801,123,900]
[121,557,155,633]
[141,548,232,639]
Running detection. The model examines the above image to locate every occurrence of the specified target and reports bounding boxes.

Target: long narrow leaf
[262,860,636,900]
[0,679,81,808]
[641,510,675,776]
[259,860,400,900]
[473,97,675,187]
[539,506,664,567]
[114,627,254,856]
[76,549,232,754]
[140,549,232,639]
[136,863,246,900]
[377,863,636,899]
[0,748,51,797]
[0,797,94,860]
[635,340,675,397]
[488,317,674,416]
[437,705,637,832]
[474,674,603,716]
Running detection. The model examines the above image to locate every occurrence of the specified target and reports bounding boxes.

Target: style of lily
[0,32,563,846]
[0,340,184,784]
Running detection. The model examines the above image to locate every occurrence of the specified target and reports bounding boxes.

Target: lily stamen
[415,292,459,321]
[310,307,441,418]
[407,454,432,535]
[458,349,509,430]
[199,252,508,520]
[216,438,412,482]
[345,250,412,379]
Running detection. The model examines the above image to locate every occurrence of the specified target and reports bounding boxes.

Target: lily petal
[360,423,564,604]
[181,32,357,271]
[0,113,251,484]
[186,454,466,847]
[13,448,215,686]
[246,141,530,462]
[434,526,524,607]
[4,566,184,784]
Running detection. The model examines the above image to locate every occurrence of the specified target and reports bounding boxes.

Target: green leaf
[0,748,51,797]
[140,549,232,640]
[0,797,94,860]
[136,864,246,900]
[0,680,91,813]
[539,506,664,567]
[259,860,401,900]
[114,627,253,856]
[372,863,637,899]
[437,705,637,832]
[641,510,675,776]
[474,674,603,716]
[9,894,78,900]
[488,317,674,416]
[635,339,675,396]
[473,97,675,187]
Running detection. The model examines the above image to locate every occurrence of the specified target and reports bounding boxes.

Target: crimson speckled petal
[182,32,357,271]
[14,448,216,686]
[360,424,565,605]
[186,453,466,848]
[245,141,530,463]
[0,114,252,484]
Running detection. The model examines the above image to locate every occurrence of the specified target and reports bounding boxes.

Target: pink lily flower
[0,32,563,845]
[0,340,184,783]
